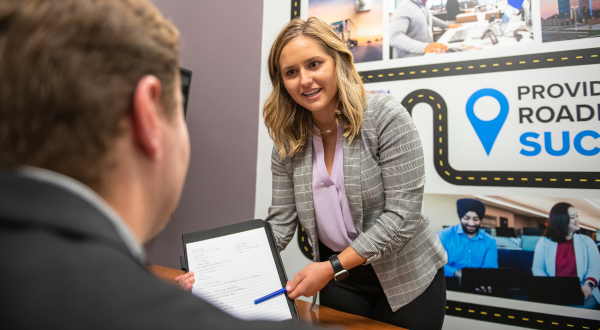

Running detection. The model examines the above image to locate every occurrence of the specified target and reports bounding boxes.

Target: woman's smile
[302,88,322,99]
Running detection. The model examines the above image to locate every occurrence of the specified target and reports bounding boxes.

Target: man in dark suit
[0,0,315,329]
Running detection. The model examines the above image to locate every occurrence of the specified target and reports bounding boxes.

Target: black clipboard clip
[180,255,188,272]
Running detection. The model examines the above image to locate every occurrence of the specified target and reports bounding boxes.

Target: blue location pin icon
[465,89,509,156]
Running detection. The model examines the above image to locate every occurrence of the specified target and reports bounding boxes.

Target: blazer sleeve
[583,236,600,283]
[264,145,298,252]
[532,237,549,276]
[350,95,427,263]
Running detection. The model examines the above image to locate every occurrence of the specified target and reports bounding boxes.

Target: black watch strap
[329,254,349,281]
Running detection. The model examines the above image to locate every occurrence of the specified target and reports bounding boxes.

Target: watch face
[335,270,349,281]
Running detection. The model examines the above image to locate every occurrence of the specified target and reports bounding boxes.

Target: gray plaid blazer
[265,93,447,312]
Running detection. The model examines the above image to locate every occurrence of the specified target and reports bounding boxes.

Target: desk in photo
[432,15,533,53]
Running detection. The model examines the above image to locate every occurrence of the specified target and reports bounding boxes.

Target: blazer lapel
[293,134,318,258]
[573,234,584,280]
[343,133,364,233]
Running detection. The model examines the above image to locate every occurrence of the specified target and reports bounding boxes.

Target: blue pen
[254,287,287,304]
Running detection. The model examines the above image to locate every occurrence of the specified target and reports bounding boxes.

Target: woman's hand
[582,282,593,300]
[286,262,334,299]
[174,271,195,291]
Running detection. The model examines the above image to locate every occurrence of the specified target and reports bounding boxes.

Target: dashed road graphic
[402,89,599,189]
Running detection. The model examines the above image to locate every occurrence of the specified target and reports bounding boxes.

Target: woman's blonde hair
[263,17,366,160]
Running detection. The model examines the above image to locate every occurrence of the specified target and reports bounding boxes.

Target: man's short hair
[0,0,180,189]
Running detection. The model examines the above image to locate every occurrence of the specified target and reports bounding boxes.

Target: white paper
[186,228,292,321]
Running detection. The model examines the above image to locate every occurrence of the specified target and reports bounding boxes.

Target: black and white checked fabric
[265,93,447,312]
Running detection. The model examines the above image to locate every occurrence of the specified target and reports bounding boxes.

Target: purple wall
[146,0,263,269]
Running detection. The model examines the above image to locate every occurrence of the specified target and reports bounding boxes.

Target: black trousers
[319,241,446,330]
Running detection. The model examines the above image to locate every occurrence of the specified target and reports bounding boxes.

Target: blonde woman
[177,17,448,328]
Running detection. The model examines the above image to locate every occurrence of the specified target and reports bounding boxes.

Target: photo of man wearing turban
[437,198,499,279]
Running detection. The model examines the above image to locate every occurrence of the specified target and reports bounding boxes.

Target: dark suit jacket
[0,169,314,329]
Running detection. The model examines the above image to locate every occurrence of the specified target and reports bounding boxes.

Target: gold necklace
[314,118,336,134]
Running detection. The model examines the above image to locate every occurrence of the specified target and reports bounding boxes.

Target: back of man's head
[0,0,180,190]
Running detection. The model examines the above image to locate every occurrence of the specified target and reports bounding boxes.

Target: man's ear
[132,75,163,159]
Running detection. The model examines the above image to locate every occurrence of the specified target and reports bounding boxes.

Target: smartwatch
[329,254,349,281]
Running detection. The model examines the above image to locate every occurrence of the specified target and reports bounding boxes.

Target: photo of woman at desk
[532,202,600,309]
[177,17,448,329]
[390,0,533,58]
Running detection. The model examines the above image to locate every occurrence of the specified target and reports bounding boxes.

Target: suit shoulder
[392,0,418,16]
[535,236,551,248]
[437,225,457,237]
[576,234,596,245]
[364,93,408,124]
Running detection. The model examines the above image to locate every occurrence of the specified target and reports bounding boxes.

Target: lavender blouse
[312,124,358,252]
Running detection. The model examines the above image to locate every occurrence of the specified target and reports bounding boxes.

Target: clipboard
[182,219,299,323]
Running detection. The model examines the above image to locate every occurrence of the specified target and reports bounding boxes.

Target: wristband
[329,254,349,281]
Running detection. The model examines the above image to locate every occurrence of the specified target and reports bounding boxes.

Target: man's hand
[424,42,448,54]
[174,271,195,291]
[454,270,462,278]
[582,282,593,299]
[286,262,335,300]
[448,24,463,28]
